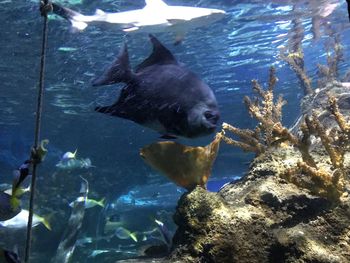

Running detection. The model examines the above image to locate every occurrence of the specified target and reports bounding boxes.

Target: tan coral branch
[221,135,264,154]
[297,162,343,201]
[310,112,344,170]
[328,96,350,133]
[279,50,313,95]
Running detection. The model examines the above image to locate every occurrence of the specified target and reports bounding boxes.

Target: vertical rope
[24,1,50,262]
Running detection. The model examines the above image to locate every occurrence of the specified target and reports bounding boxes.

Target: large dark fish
[347,0,350,21]
[93,34,220,138]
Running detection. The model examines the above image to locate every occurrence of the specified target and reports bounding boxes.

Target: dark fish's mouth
[205,122,218,130]
[198,121,218,136]
[204,110,220,129]
[185,121,218,138]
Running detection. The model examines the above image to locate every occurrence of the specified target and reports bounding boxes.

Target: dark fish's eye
[204,111,214,119]
[204,111,219,123]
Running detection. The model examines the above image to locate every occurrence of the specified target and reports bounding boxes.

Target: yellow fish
[140,132,222,190]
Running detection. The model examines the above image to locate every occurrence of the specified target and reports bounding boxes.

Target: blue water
[0,0,349,261]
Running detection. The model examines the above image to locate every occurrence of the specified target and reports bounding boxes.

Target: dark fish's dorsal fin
[136,34,177,72]
[92,43,133,86]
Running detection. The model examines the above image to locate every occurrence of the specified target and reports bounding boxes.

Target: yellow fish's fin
[140,132,223,190]
[130,232,138,242]
[9,195,20,210]
[97,197,105,207]
[41,217,52,231]
[38,213,55,231]
[11,180,18,198]
[12,185,30,198]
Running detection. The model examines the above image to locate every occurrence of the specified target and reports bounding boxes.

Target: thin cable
[24,1,50,262]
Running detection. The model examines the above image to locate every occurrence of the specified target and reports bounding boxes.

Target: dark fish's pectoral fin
[95,104,130,120]
[95,105,109,113]
[92,43,134,86]
[160,134,177,140]
[95,105,117,115]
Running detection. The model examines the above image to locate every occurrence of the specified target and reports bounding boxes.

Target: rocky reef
[169,150,350,262]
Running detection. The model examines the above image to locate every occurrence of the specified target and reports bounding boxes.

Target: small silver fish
[0,209,51,230]
[58,47,78,52]
[76,236,111,247]
[88,250,110,258]
[60,149,77,161]
[115,227,138,242]
[56,158,94,170]
[154,219,172,247]
[76,236,94,247]
[69,197,105,209]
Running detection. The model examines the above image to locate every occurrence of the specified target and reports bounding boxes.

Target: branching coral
[293,95,350,200]
[222,67,349,201]
[280,19,344,96]
[266,29,349,201]
[222,67,314,166]
[328,95,350,137]
[222,67,294,155]
[317,35,344,88]
[289,102,347,200]
[279,18,313,96]
[284,161,343,201]
[279,49,313,96]
[222,21,349,200]
[221,124,265,154]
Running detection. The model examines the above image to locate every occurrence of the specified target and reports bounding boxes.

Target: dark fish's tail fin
[92,43,134,86]
[52,3,88,30]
